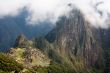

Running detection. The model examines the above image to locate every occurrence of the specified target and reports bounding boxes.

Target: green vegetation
[10,48,25,64]
[0,34,104,73]
[32,66,48,73]
[0,53,23,73]
[47,61,76,73]
[31,61,100,73]
[0,52,103,73]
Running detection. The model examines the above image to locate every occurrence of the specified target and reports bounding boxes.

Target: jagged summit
[14,34,33,48]
[45,9,104,68]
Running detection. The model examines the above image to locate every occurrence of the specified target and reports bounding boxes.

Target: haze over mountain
[1,0,110,51]
[0,9,53,51]
[4,9,109,73]
[0,0,110,73]
[0,0,110,27]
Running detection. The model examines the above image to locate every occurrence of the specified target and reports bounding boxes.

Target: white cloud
[26,0,72,24]
[0,0,27,18]
[0,0,110,28]
[66,0,110,28]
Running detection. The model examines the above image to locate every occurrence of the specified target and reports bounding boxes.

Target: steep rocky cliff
[98,29,110,73]
[45,10,104,70]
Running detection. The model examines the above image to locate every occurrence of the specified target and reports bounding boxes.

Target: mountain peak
[46,9,104,68]
[14,34,33,48]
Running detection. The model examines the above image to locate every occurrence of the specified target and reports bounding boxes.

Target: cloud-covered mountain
[1,0,110,72]
[38,9,110,73]
[1,0,110,28]
[12,9,110,73]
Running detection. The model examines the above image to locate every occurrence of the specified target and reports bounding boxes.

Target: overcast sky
[0,0,110,28]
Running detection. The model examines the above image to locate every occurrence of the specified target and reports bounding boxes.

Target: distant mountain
[0,9,53,52]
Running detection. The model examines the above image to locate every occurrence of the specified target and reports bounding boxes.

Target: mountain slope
[8,33,100,73]
[45,9,104,70]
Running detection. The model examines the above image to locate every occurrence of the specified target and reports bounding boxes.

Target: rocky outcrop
[13,34,33,48]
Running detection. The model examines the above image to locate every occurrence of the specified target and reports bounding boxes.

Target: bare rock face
[46,10,104,68]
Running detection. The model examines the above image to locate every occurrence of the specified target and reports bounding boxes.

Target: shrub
[0,53,23,72]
